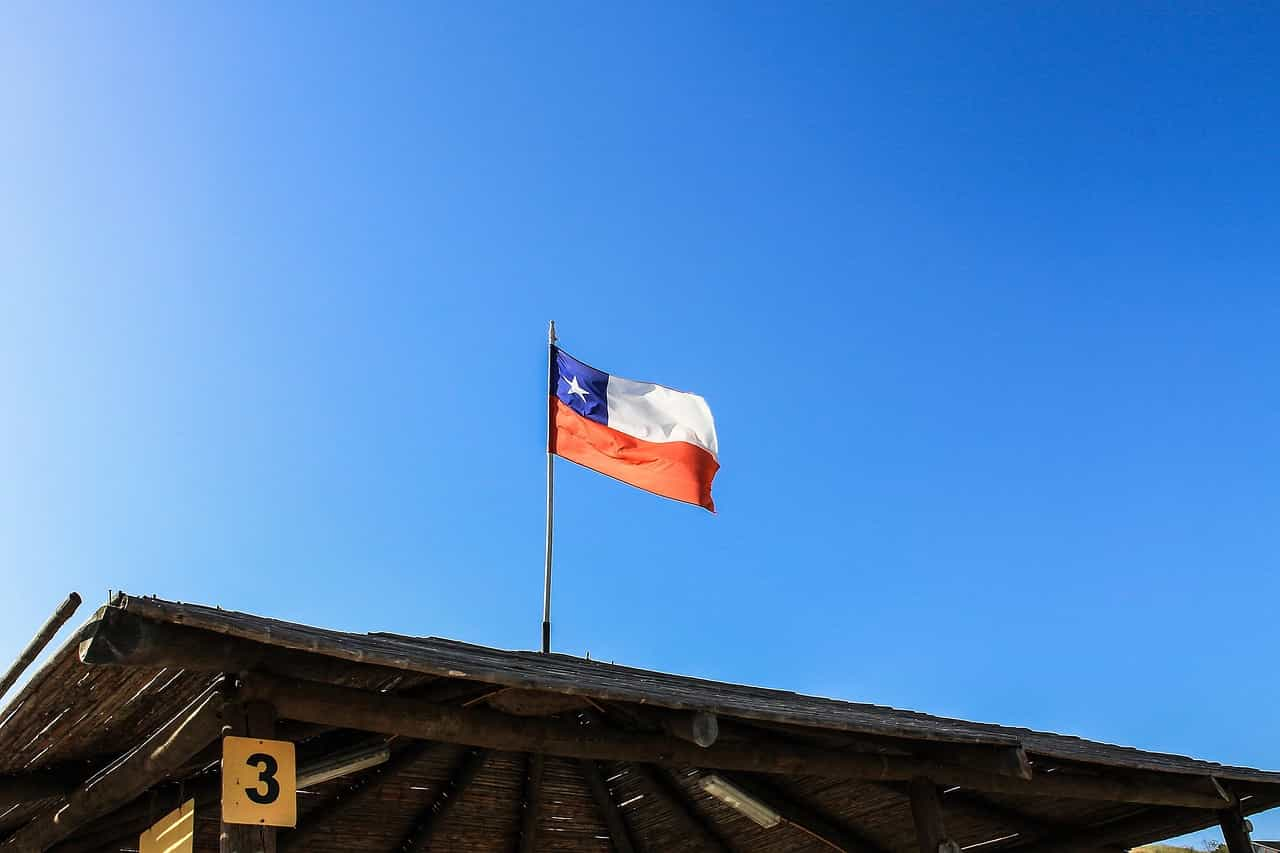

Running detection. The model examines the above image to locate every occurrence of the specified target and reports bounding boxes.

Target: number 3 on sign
[222,736,297,827]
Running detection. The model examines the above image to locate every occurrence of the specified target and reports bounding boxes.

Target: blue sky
[3,3,1278,845]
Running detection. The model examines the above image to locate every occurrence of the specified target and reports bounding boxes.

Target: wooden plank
[580,759,638,853]
[397,747,489,853]
[235,673,1233,810]
[909,777,950,853]
[518,753,544,853]
[5,680,229,853]
[220,701,278,853]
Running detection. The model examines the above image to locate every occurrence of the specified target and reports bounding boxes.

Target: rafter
[630,765,739,853]
[580,759,639,853]
[709,772,889,853]
[397,748,490,853]
[518,753,544,853]
[279,742,438,853]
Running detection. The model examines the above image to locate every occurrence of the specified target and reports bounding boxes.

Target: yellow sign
[221,736,297,827]
[139,799,195,853]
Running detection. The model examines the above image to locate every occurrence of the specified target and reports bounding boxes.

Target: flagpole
[542,320,557,654]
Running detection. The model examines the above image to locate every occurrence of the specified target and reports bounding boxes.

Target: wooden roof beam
[580,760,639,853]
[4,679,230,853]
[234,673,1234,811]
[396,747,489,853]
[709,772,888,853]
[1005,789,1280,853]
[723,717,1032,781]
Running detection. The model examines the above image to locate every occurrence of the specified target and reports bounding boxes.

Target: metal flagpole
[542,320,557,654]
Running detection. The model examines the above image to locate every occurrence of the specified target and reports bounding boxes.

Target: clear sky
[3,3,1278,845]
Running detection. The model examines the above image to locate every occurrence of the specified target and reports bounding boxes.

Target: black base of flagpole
[541,621,551,655]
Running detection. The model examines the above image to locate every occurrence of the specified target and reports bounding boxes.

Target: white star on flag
[566,375,590,402]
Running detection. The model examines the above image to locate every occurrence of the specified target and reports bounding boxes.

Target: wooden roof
[0,592,1276,853]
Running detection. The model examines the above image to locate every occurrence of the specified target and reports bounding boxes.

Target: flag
[550,348,719,512]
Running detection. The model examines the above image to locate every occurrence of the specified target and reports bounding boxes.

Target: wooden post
[221,701,278,853]
[1219,805,1254,853]
[909,777,958,853]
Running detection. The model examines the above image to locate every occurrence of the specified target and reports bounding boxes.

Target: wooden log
[718,717,1033,781]
[909,777,955,853]
[397,748,489,853]
[713,772,887,853]
[0,592,81,705]
[277,741,437,853]
[220,701,277,853]
[1219,805,1254,853]
[518,753,544,853]
[580,760,638,853]
[662,711,719,749]
[5,680,229,853]
[236,674,1232,810]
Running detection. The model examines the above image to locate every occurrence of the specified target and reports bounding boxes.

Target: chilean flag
[550,348,719,512]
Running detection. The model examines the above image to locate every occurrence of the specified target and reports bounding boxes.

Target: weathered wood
[1219,805,1254,853]
[5,680,229,853]
[0,592,81,705]
[398,747,489,853]
[713,772,887,853]
[235,673,1232,810]
[909,777,951,853]
[518,753,544,853]
[220,700,278,853]
[277,741,437,853]
[78,607,405,688]
[580,760,638,853]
